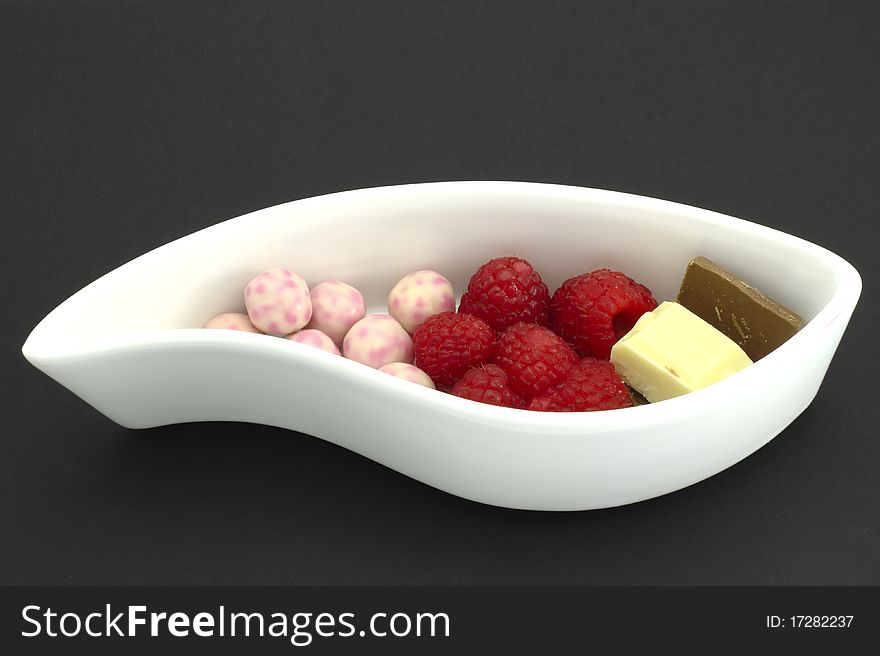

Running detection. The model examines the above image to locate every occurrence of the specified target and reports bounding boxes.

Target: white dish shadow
[22,182,861,510]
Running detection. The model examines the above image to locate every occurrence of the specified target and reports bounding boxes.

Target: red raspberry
[413,311,495,388]
[492,323,578,399]
[451,365,525,408]
[550,269,658,359]
[458,256,550,332]
[528,358,633,412]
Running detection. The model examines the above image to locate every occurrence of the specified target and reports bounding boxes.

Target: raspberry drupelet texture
[492,322,578,399]
[413,311,496,389]
[451,365,525,408]
[528,357,633,412]
[458,256,550,332]
[550,268,658,359]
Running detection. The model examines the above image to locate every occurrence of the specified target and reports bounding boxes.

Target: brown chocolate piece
[676,256,804,361]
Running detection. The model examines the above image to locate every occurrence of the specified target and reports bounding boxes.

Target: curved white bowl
[22,182,861,510]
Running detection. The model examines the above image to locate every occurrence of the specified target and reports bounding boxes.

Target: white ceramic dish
[22,182,861,511]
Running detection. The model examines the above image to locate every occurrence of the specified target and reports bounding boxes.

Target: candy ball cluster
[205,268,454,388]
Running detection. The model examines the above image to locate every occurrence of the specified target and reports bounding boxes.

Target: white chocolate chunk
[610,301,752,402]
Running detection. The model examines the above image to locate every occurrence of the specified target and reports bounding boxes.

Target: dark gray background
[1,0,877,585]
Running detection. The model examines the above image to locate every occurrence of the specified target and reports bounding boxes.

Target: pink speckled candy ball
[205,312,261,333]
[387,270,456,334]
[286,329,341,356]
[305,280,366,345]
[378,362,436,389]
[343,314,414,369]
[244,267,312,336]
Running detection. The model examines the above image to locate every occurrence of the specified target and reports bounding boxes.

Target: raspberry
[451,365,525,408]
[458,256,550,332]
[528,358,633,412]
[492,323,578,399]
[550,269,658,359]
[413,311,495,388]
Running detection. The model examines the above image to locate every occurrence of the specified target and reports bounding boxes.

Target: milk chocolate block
[677,256,805,361]
[611,302,752,402]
